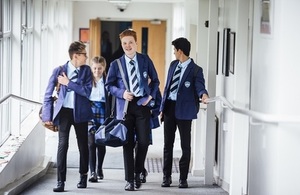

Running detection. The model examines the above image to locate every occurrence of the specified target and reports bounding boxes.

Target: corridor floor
[19,125,228,195]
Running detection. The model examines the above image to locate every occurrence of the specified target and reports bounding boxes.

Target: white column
[204,0,218,185]
[191,0,209,177]
[191,105,207,176]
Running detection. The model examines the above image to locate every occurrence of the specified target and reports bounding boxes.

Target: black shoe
[124,182,134,191]
[77,174,87,188]
[140,169,148,183]
[178,179,188,188]
[97,169,104,180]
[161,176,172,187]
[53,181,65,192]
[134,173,142,189]
[89,172,98,183]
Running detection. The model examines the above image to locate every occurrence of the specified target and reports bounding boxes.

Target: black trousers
[123,97,151,182]
[88,132,106,173]
[56,107,89,182]
[163,100,192,180]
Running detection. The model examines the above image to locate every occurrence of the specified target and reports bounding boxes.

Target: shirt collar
[67,61,80,72]
[125,55,137,65]
[179,58,191,69]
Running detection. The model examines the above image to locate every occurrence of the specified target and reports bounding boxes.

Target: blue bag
[95,59,129,147]
[95,117,128,147]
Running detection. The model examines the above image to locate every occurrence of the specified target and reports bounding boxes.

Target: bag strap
[117,59,130,91]
[55,66,63,93]
[116,59,129,119]
[109,95,116,118]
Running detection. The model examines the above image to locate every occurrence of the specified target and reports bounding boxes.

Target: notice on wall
[260,0,271,35]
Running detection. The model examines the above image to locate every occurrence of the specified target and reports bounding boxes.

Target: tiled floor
[19,126,229,195]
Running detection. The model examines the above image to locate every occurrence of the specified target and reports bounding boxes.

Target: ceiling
[71,0,184,3]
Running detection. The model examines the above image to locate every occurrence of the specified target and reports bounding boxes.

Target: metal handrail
[207,96,300,124]
[0,93,42,105]
[2,94,299,124]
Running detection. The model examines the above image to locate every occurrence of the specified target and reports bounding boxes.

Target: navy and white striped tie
[170,64,182,93]
[70,69,79,81]
[129,60,140,95]
[67,69,79,92]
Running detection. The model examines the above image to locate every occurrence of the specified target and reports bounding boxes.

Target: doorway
[101,21,131,67]
[89,19,166,90]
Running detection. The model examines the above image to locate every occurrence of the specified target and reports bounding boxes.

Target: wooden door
[89,18,101,64]
[132,20,166,92]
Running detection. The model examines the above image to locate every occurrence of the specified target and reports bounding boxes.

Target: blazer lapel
[179,62,193,89]
[167,60,179,88]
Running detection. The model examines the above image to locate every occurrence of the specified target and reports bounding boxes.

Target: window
[20,0,34,121]
[0,0,12,145]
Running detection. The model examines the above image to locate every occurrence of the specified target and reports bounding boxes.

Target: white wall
[215,0,238,191]
[249,0,300,195]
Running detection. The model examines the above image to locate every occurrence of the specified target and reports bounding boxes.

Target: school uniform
[160,58,208,183]
[42,61,93,183]
[105,53,159,186]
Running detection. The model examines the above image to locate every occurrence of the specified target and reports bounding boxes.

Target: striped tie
[129,60,140,95]
[70,69,79,81]
[170,64,182,93]
[67,69,79,92]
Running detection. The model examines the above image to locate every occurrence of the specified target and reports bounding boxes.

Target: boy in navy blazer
[106,29,160,191]
[160,37,209,188]
[42,41,93,192]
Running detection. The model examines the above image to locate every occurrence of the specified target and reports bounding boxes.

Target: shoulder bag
[39,66,63,132]
[94,59,129,147]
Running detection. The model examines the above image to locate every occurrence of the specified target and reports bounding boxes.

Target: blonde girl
[88,56,109,182]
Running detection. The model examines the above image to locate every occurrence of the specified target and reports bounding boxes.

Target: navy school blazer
[160,59,208,120]
[42,61,93,125]
[105,53,160,120]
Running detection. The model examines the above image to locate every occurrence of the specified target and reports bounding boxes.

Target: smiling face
[121,35,137,59]
[91,62,105,79]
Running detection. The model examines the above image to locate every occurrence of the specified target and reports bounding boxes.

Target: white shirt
[168,58,191,101]
[125,55,144,97]
[89,77,105,102]
[63,61,80,109]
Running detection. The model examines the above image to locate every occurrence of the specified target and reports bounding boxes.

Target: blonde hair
[91,56,106,87]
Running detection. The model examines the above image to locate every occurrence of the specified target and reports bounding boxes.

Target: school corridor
[14,126,228,195]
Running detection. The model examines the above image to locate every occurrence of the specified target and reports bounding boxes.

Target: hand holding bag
[95,96,128,147]
[95,59,129,147]
[39,66,63,132]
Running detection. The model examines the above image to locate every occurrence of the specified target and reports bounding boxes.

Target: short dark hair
[68,41,86,59]
[171,37,191,56]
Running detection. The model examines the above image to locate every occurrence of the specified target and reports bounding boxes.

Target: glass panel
[0,0,12,145]
[3,0,11,32]
[27,0,33,28]
[20,0,34,122]
[0,0,2,34]
[21,0,26,27]
[141,27,148,54]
